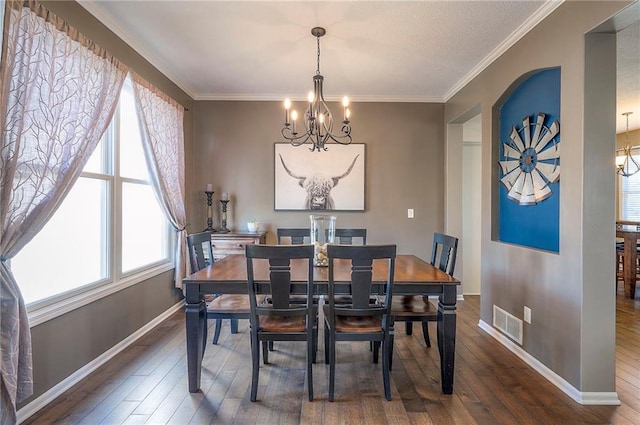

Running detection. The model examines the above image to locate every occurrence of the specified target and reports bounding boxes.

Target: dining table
[616,223,640,298]
[182,253,461,395]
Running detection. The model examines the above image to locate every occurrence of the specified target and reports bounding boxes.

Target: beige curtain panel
[131,73,188,288]
[0,1,127,422]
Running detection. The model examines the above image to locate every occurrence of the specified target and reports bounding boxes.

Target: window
[620,158,640,222]
[11,78,172,314]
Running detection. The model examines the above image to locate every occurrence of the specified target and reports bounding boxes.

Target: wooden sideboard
[210,231,266,260]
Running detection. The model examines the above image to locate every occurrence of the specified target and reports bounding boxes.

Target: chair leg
[230,319,239,334]
[382,338,392,401]
[422,322,431,347]
[212,319,223,344]
[312,326,318,363]
[250,333,260,402]
[307,331,314,401]
[389,339,393,371]
[405,321,413,335]
[328,333,336,402]
[324,321,330,364]
[372,341,380,364]
[268,341,274,351]
[262,341,269,364]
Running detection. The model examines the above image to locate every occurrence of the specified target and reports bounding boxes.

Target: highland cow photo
[274,143,365,211]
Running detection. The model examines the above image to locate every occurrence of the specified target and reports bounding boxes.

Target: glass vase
[310,214,336,266]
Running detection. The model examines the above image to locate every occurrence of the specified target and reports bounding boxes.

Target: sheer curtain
[130,73,187,288]
[0,1,127,421]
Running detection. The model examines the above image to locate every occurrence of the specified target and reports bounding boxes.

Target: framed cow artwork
[274,143,365,211]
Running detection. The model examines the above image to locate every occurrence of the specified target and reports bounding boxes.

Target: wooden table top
[183,254,460,285]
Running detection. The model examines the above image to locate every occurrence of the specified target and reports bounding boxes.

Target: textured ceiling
[78,0,639,132]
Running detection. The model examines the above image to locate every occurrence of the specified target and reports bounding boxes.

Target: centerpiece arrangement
[310,214,336,266]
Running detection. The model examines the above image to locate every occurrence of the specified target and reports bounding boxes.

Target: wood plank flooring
[21,291,640,424]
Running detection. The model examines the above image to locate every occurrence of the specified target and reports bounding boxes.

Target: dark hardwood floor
[22,290,640,424]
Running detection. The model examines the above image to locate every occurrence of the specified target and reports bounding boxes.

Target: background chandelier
[281,27,352,152]
[616,112,638,177]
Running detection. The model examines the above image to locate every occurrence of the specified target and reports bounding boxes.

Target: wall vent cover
[493,304,523,344]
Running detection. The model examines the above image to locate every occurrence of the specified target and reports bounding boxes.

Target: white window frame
[23,82,175,326]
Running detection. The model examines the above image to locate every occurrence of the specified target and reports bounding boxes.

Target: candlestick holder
[219,199,230,233]
[203,191,217,232]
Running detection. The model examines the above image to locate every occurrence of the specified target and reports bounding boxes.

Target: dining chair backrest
[326,244,396,314]
[187,231,214,272]
[332,228,367,245]
[245,244,315,310]
[277,228,312,245]
[430,233,458,276]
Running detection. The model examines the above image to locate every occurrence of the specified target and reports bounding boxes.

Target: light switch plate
[408,209,414,218]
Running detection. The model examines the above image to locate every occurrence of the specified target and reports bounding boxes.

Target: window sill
[27,263,175,327]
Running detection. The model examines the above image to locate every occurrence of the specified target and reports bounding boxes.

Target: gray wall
[190,101,446,258]
[444,0,632,393]
[18,1,194,407]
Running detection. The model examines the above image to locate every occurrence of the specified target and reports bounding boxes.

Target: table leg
[437,286,457,394]
[624,236,637,299]
[186,298,206,392]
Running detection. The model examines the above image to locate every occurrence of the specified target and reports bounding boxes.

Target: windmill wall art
[497,67,561,252]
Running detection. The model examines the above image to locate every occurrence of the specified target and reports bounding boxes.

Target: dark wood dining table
[182,254,460,395]
[617,223,640,298]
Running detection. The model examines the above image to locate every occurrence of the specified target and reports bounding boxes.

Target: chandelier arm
[281,127,312,146]
[326,132,353,146]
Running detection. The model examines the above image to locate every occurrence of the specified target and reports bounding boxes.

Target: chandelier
[281,27,352,152]
[616,112,639,177]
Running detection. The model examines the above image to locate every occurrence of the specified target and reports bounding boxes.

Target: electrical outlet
[408,208,414,218]
[524,306,532,324]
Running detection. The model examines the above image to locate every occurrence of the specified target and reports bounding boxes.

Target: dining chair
[275,227,321,355]
[391,232,458,348]
[245,244,316,402]
[277,228,312,244]
[323,244,396,401]
[187,231,252,345]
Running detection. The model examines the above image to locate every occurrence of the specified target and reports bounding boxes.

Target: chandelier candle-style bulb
[291,110,298,134]
[284,99,291,125]
[342,96,349,122]
[280,26,353,152]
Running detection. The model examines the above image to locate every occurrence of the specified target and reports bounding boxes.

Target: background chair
[277,228,312,245]
[391,232,458,348]
[333,228,367,245]
[245,244,316,402]
[187,231,252,345]
[323,244,396,401]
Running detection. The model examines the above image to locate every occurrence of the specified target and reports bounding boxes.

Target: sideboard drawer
[210,231,266,260]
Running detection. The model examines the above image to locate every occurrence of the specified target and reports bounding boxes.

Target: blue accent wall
[498,68,560,252]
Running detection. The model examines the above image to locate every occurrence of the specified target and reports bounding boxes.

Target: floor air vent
[493,305,523,344]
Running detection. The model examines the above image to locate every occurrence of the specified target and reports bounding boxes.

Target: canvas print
[274,143,365,211]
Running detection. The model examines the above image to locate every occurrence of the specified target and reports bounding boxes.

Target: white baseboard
[17,301,185,424]
[478,320,620,406]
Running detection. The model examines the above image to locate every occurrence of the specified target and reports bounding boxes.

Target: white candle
[291,110,298,134]
[221,192,229,201]
[205,183,213,192]
[342,96,349,121]
[284,98,291,124]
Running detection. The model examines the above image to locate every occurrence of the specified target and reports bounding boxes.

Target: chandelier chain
[316,35,321,75]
